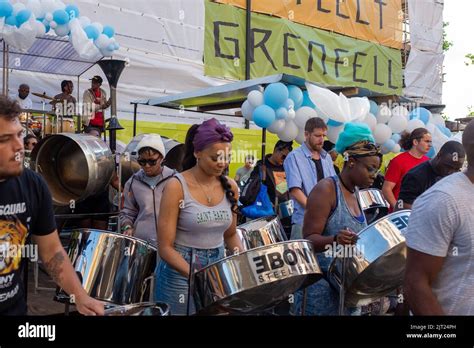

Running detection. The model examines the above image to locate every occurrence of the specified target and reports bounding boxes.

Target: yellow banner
[214,0,403,49]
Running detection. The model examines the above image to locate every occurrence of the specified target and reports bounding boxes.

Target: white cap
[136,134,166,157]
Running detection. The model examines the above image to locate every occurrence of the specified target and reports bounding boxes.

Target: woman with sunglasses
[120,134,176,243]
[155,118,243,315]
[296,122,382,315]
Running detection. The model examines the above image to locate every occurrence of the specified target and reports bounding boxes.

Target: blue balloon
[426,146,436,159]
[263,83,288,109]
[103,25,115,38]
[107,43,116,51]
[84,25,100,40]
[275,107,288,120]
[0,1,13,18]
[301,90,315,108]
[253,105,276,128]
[409,107,431,124]
[436,124,452,138]
[65,4,80,19]
[391,133,401,143]
[53,9,70,25]
[5,15,16,26]
[369,100,379,116]
[16,9,31,27]
[287,85,303,109]
[327,119,343,127]
[284,99,294,111]
[383,139,396,152]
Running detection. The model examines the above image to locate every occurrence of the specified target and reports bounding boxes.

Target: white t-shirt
[405,172,474,315]
[11,95,33,110]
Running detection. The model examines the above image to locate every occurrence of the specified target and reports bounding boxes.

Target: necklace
[191,171,213,204]
[338,174,355,194]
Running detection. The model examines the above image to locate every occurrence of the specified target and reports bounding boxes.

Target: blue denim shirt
[283,142,336,225]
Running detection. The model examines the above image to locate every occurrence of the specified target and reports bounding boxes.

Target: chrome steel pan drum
[64,229,157,305]
[236,216,287,251]
[105,302,170,316]
[193,240,322,315]
[328,210,410,307]
[31,134,115,206]
[357,188,390,224]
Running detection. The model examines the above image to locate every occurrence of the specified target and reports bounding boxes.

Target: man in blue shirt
[284,117,336,239]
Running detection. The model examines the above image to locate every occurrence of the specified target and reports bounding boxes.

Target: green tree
[443,22,453,52]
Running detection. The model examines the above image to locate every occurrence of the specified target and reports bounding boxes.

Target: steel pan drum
[105,302,170,316]
[328,210,410,307]
[358,188,390,224]
[120,134,184,186]
[63,229,157,304]
[236,216,287,251]
[31,133,115,206]
[193,240,322,315]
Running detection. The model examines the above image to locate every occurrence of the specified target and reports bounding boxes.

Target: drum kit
[20,92,76,138]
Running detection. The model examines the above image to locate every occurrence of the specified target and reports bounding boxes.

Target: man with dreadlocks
[296,123,382,315]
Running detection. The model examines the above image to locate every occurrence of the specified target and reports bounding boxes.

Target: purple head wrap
[193,118,234,152]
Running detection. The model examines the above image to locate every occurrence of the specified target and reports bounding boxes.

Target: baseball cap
[136,134,166,158]
[90,75,103,84]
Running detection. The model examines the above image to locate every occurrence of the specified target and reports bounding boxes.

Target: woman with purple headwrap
[155,118,243,315]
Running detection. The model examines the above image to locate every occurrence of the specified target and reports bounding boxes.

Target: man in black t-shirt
[398,141,465,210]
[0,96,104,315]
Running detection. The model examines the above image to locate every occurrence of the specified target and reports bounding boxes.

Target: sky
[442,0,474,120]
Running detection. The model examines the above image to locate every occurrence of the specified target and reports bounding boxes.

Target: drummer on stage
[12,84,33,110]
[300,123,382,315]
[82,76,111,133]
[155,118,243,315]
[52,80,76,117]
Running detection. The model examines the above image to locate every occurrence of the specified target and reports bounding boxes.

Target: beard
[0,162,24,181]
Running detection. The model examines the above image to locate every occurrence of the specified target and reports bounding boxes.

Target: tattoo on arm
[44,251,65,284]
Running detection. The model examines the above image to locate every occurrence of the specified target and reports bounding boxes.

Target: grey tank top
[173,173,233,249]
[317,175,367,272]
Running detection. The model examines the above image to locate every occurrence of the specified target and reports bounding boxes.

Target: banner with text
[205,1,403,95]
[214,0,404,49]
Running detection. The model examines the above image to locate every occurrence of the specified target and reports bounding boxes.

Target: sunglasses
[138,158,159,166]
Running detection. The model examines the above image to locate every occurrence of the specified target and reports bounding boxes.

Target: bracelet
[121,224,132,232]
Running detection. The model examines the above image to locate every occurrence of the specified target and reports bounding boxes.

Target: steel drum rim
[104,302,170,316]
[72,228,157,250]
[197,239,312,271]
[356,209,410,236]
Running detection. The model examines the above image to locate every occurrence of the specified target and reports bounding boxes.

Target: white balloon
[294,106,317,128]
[79,16,91,28]
[425,122,436,134]
[327,125,344,144]
[54,24,69,36]
[287,108,296,120]
[338,93,350,122]
[348,97,370,121]
[27,0,45,18]
[13,3,26,15]
[247,90,264,108]
[388,116,408,134]
[267,119,286,134]
[94,34,111,49]
[241,100,254,121]
[305,82,347,123]
[432,114,445,126]
[406,119,425,133]
[45,12,53,21]
[55,1,66,10]
[363,113,377,131]
[277,120,299,142]
[34,19,46,36]
[377,105,392,124]
[392,144,401,153]
[49,20,57,29]
[42,0,57,14]
[391,105,409,120]
[373,123,392,144]
[295,128,305,144]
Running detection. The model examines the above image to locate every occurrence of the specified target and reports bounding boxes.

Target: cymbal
[32,92,54,100]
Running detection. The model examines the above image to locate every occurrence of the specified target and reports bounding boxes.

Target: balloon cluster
[0,0,119,59]
[241,82,455,157]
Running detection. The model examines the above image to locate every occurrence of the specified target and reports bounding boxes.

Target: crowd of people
[0,84,472,316]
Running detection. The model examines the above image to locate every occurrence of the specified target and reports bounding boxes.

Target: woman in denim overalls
[155,118,243,315]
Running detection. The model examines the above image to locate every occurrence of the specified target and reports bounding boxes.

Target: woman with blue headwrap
[297,122,382,315]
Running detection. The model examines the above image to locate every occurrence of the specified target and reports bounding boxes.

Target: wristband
[121,224,132,232]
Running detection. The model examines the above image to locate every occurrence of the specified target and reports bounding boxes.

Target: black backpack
[239,165,265,207]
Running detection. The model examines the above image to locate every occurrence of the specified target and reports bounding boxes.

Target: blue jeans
[154,244,224,316]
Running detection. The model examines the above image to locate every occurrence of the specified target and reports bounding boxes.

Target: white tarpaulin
[8,0,248,127]
[404,48,444,105]
[408,0,444,53]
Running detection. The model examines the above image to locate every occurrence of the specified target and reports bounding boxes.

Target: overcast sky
[442,0,474,120]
